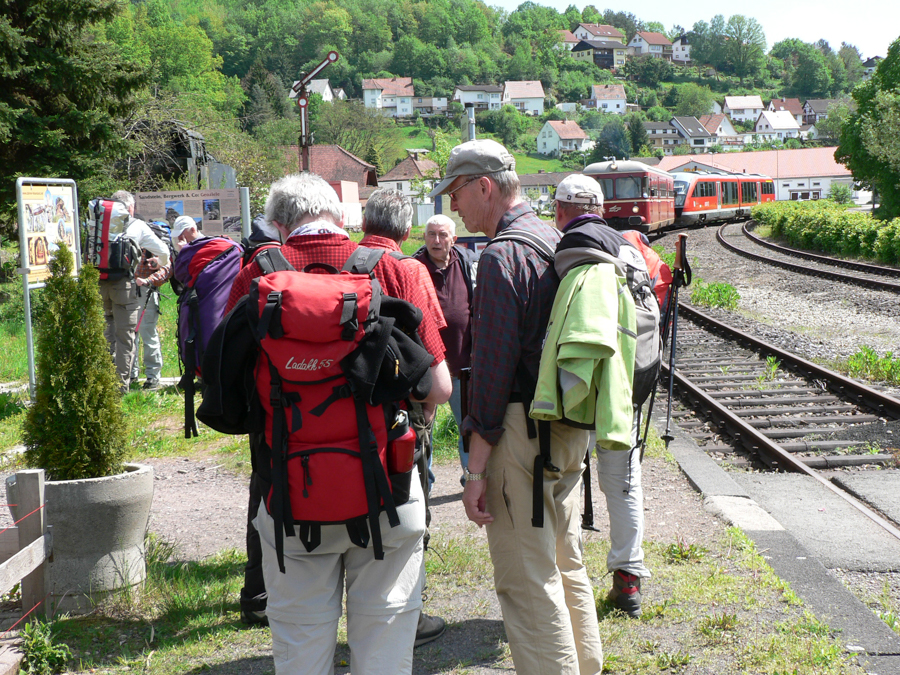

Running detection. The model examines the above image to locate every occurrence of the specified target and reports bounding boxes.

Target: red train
[582,160,676,232]
[581,161,776,233]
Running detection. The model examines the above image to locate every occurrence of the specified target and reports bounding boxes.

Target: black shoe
[240,592,268,627]
[414,612,445,647]
[608,570,642,618]
[143,378,160,390]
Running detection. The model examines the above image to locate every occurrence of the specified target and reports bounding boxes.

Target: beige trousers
[485,404,603,675]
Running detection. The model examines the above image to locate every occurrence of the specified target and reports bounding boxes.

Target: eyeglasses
[447,176,481,200]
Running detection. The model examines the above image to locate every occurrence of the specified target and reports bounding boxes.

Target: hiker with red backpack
[429,140,604,675]
[90,190,171,393]
[219,174,451,674]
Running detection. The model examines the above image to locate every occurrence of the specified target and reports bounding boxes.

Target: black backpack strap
[255,247,295,275]
[388,250,411,261]
[581,446,602,532]
[491,229,556,263]
[178,288,200,439]
[342,246,385,276]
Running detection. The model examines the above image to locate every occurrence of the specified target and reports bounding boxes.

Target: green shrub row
[751,201,900,265]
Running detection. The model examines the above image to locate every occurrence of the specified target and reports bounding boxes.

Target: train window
[616,177,640,199]
[596,178,613,201]
[673,180,688,207]
[761,182,775,195]
[696,181,716,198]
[741,181,758,202]
[722,182,739,205]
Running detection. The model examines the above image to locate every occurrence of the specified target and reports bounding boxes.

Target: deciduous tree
[724,15,766,85]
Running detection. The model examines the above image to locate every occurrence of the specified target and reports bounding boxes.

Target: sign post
[15,178,81,398]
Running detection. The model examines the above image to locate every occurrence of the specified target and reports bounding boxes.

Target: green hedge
[751,201,900,265]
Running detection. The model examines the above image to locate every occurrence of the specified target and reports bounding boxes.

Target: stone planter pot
[6,462,154,614]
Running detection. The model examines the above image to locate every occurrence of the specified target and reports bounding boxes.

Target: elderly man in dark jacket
[413,214,477,481]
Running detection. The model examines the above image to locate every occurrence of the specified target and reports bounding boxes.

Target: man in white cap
[429,141,603,675]
[169,215,204,251]
[553,173,651,619]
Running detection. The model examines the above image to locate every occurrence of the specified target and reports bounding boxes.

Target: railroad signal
[292,51,339,173]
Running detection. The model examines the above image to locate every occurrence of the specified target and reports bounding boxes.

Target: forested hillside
[0,0,879,227]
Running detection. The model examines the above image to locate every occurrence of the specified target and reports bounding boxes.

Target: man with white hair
[552,173,651,618]
[429,141,603,675]
[412,214,477,481]
[225,173,452,675]
[100,190,170,392]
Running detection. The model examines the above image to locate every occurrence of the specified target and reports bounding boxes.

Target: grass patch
[845,346,900,385]
[690,280,740,310]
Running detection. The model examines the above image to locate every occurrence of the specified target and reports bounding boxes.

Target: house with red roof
[627,32,673,60]
[362,77,415,117]
[573,23,625,44]
[378,151,440,202]
[656,146,855,201]
[538,120,593,157]
[698,114,745,150]
[502,81,545,115]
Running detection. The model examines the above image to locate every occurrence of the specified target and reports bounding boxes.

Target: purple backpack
[174,236,243,437]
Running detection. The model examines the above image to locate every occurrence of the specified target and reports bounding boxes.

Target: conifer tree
[23,245,127,480]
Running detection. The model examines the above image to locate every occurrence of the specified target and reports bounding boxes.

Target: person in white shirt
[99,190,169,393]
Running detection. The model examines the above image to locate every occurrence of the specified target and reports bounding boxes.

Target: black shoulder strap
[342,246,385,276]
[388,250,411,261]
[491,229,556,263]
[255,247,295,275]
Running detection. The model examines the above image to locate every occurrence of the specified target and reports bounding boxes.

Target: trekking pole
[660,234,690,447]
[128,284,154,386]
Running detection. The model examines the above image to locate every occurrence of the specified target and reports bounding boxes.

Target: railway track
[663,302,900,541]
[715,221,900,293]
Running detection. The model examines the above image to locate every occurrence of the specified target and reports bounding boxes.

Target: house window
[477,94,483,100]
[602,103,608,108]
[693,139,704,145]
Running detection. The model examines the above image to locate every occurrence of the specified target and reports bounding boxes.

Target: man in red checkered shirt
[226,173,451,675]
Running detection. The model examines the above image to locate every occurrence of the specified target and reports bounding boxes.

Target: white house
[671,34,692,64]
[453,85,502,111]
[573,23,624,43]
[723,95,764,123]
[584,84,626,113]
[863,56,882,79]
[754,110,800,141]
[290,79,337,102]
[767,97,804,126]
[627,32,673,60]
[502,81,545,115]
[538,120,593,157]
[362,77,415,117]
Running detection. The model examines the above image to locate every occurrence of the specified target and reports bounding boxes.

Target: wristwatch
[464,467,488,482]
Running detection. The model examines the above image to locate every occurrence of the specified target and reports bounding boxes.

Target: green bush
[19,619,71,674]
[752,201,900,265]
[690,281,740,310]
[828,183,853,204]
[22,244,127,480]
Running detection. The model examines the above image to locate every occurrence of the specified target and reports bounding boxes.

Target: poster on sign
[17,179,80,283]
[135,189,242,239]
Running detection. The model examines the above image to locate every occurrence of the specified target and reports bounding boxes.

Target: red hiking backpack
[87,198,141,281]
[621,230,673,311]
[197,247,434,571]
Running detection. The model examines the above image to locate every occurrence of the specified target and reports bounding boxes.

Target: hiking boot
[608,570,642,618]
[143,378,160,390]
[414,612,445,647]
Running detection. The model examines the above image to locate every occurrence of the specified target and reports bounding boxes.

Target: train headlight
[632,205,639,213]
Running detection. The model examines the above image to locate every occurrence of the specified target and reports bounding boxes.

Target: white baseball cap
[170,215,199,241]
[554,174,604,207]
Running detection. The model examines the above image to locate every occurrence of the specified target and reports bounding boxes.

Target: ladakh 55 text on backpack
[174,236,243,438]
[87,198,141,281]
[195,248,434,571]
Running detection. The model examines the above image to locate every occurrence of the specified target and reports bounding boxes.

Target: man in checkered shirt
[429,140,603,675]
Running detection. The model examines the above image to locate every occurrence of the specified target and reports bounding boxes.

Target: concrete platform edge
[658,419,900,665]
